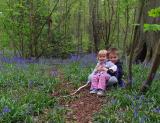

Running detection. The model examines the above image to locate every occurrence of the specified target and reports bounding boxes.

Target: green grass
[0,63,64,122]
[0,62,159,122]
[93,65,160,123]
[60,62,160,122]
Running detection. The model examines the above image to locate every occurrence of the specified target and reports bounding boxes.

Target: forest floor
[51,68,107,123]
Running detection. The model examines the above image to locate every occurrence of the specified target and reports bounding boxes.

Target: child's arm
[115,61,123,79]
[108,65,117,73]
[92,63,100,73]
[106,61,117,73]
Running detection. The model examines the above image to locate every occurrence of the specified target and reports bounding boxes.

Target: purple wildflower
[51,69,58,77]
[28,80,34,88]
[133,107,138,118]
[2,106,11,113]
[111,99,117,105]
[140,115,148,123]
[152,107,160,114]
[1,57,12,63]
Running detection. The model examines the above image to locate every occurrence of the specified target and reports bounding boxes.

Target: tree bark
[92,0,99,53]
[140,39,160,93]
[77,1,82,56]
[132,0,160,64]
[127,0,146,87]
[88,0,94,53]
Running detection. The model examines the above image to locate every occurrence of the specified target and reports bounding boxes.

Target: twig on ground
[70,82,90,96]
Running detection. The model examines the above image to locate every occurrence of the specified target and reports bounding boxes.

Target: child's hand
[96,66,102,71]
[101,67,108,72]
[97,67,108,72]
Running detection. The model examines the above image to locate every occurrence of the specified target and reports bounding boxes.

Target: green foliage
[60,62,160,122]
[47,106,67,123]
[144,7,160,32]
[61,62,93,88]
[0,63,62,122]
[148,7,160,17]
[144,24,160,32]
[0,60,160,122]
[93,64,160,123]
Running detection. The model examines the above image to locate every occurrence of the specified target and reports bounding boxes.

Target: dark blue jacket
[108,60,124,87]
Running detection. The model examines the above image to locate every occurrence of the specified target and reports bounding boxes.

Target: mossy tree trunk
[132,0,160,64]
[140,39,160,93]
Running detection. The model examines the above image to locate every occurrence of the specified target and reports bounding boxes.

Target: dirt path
[66,88,105,123]
[52,82,106,123]
[51,67,107,123]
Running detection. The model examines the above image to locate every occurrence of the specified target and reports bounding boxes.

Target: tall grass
[0,53,159,122]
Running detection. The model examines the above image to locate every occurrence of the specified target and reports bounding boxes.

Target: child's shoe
[90,89,97,94]
[97,90,104,96]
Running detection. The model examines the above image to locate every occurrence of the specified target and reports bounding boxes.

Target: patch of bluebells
[111,98,117,105]
[139,115,149,123]
[154,72,160,81]
[28,80,35,88]
[0,56,35,64]
[125,94,160,121]
[50,69,58,77]
[69,54,81,62]
[152,107,160,114]
[69,53,96,65]
[79,53,97,67]
[0,106,11,117]
[125,94,146,119]
[25,104,34,115]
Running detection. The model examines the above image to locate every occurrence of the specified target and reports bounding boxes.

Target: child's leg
[98,72,110,90]
[87,73,94,83]
[107,76,118,87]
[90,73,99,90]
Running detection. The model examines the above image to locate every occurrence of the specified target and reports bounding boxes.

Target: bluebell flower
[70,54,81,62]
[133,107,138,118]
[154,73,160,81]
[28,80,34,88]
[12,56,26,64]
[1,57,12,63]
[111,99,117,105]
[2,106,11,113]
[152,107,160,114]
[51,69,58,77]
[139,115,148,123]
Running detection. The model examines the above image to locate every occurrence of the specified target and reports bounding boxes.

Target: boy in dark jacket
[107,48,125,87]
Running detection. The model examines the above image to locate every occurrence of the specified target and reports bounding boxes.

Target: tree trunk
[88,0,94,53]
[132,0,160,64]
[140,39,160,93]
[77,1,82,56]
[29,0,34,57]
[127,0,146,87]
[92,0,99,53]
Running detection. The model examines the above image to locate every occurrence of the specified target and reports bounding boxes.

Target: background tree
[131,0,160,64]
[140,7,160,93]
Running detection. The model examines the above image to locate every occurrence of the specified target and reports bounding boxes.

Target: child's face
[98,54,107,62]
[109,53,118,63]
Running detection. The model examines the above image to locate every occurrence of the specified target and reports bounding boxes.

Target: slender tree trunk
[19,1,24,57]
[92,0,99,53]
[132,0,160,64]
[123,5,129,55]
[88,0,94,53]
[77,1,82,56]
[140,39,160,93]
[127,0,146,87]
[29,0,34,57]
[116,0,120,48]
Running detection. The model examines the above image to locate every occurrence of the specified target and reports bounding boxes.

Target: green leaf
[144,24,160,32]
[148,7,160,17]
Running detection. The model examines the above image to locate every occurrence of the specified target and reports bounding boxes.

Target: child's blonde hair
[97,49,107,57]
